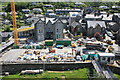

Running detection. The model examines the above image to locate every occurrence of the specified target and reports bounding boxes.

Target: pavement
[0,47,73,62]
[0,49,26,62]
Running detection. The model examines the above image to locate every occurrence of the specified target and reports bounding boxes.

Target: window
[111,57,114,60]
[108,57,110,62]
[57,29,59,32]
[56,34,61,39]
[48,28,50,32]
[39,30,41,33]
[39,29,42,33]
[57,34,59,39]
[58,35,61,38]
[102,57,105,60]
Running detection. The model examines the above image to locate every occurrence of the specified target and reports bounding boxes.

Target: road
[0,40,14,52]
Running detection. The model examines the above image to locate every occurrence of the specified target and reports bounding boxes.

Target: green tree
[5,2,30,12]
[4,25,11,32]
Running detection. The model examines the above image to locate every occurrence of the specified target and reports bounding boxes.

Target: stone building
[18,18,66,41]
[70,21,83,36]
[34,18,65,41]
[86,21,106,39]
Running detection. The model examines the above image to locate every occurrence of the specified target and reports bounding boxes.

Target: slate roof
[70,21,80,28]
[69,12,81,17]
[48,13,56,16]
[60,19,68,24]
[26,17,40,23]
[85,14,101,19]
[99,6,108,9]
[18,26,30,29]
[102,14,113,21]
[108,22,120,32]
[0,32,13,37]
[33,8,42,12]
[0,12,7,16]
[55,9,81,12]
[35,18,64,25]
[85,14,113,21]
[44,5,53,7]
[114,13,120,18]
[87,21,106,28]
[75,2,84,5]
[22,9,30,12]
[112,6,120,8]
[47,10,54,13]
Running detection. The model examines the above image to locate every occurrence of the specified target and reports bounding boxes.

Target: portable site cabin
[45,40,53,46]
[98,53,115,64]
[85,41,106,51]
[56,39,71,46]
[86,41,102,46]
[81,54,98,60]
[86,41,102,49]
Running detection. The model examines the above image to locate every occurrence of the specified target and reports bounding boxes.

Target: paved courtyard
[0,47,73,62]
[0,49,26,62]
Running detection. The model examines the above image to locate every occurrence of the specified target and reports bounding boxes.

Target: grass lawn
[2,68,120,80]
[2,68,88,80]
[114,74,120,79]
[0,28,3,32]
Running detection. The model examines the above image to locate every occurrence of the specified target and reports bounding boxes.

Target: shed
[98,53,115,64]
[81,54,98,60]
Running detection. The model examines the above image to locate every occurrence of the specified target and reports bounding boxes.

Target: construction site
[0,0,120,80]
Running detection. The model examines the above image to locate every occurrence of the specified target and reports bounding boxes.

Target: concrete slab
[0,49,26,62]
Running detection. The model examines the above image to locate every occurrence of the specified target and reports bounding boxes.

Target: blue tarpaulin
[56,45,63,48]
[81,54,98,60]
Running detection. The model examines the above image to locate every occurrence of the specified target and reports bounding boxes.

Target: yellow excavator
[108,46,114,53]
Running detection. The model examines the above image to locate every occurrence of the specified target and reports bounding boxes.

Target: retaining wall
[1,63,92,74]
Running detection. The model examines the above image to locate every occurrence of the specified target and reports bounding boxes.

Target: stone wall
[1,63,119,75]
[1,63,92,74]
[109,66,120,75]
